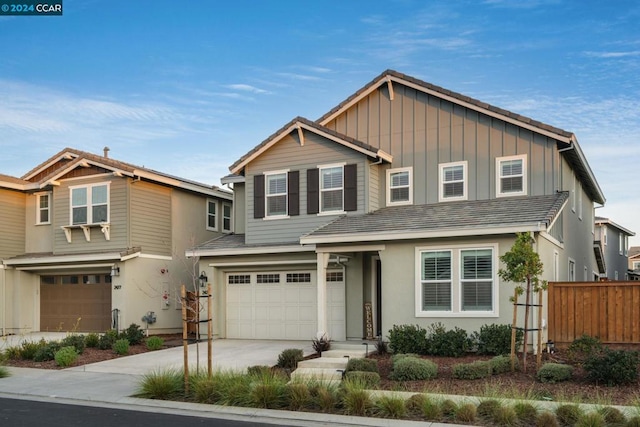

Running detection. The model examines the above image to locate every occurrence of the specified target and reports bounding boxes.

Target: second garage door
[226,270,345,340]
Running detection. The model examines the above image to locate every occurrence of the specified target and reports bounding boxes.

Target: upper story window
[386,167,412,206]
[36,192,51,225]
[222,202,232,232]
[619,233,624,255]
[633,261,640,270]
[438,161,467,202]
[320,165,344,212]
[496,155,527,197]
[417,244,497,316]
[266,171,288,217]
[206,199,217,231]
[70,183,109,225]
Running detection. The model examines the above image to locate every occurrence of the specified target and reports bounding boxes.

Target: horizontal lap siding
[131,181,171,255]
[246,133,365,245]
[549,282,640,346]
[53,176,128,253]
[323,84,559,206]
[0,189,25,258]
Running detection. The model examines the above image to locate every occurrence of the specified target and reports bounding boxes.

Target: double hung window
[70,184,109,225]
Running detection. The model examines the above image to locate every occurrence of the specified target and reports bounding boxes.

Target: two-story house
[189,70,605,345]
[594,217,635,280]
[0,148,232,334]
[628,246,640,280]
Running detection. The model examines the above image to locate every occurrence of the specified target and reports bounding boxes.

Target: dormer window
[387,167,412,206]
[70,183,109,225]
[439,161,467,202]
[496,155,527,197]
[36,192,51,225]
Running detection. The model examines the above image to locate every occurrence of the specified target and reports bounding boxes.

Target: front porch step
[290,367,344,383]
[320,349,368,359]
[298,357,349,369]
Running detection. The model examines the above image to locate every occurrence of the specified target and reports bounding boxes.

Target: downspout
[1,264,5,336]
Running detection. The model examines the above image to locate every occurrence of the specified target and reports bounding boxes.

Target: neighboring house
[188,70,605,345]
[0,148,232,334]
[594,217,635,280]
[629,246,640,280]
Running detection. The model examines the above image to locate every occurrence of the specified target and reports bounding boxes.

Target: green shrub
[309,382,338,413]
[247,365,271,377]
[405,393,427,415]
[54,346,78,367]
[452,360,492,379]
[493,405,517,426]
[121,323,145,345]
[138,368,184,399]
[388,324,427,355]
[537,363,573,383]
[575,412,605,427]
[477,399,502,419]
[598,406,626,425]
[344,371,380,388]
[346,357,378,373]
[61,334,86,354]
[374,394,406,419]
[584,348,639,386]
[286,382,311,411]
[389,356,437,381]
[390,353,421,365]
[341,378,372,416]
[250,372,287,409]
[0,365,9,378]
[455,402,477,423]
[490,354,513,374]
[20,340,45,360]
[428,324,470,357]
[191,376,218,404]
[473,323,523,355]
[84,333,100,348]
[98,329,119,350]
[567,334,603,365]
[514,402,538,424]
[276,348,303,370]
[113,339,130,355]
[556,404,583,427]
[145,336,164,351]
[626,415,640,427]
[3,346,21,360]
[420,396,443,420]
[202,371,251,407]
[536,411,560,427]
[440,398,458,418]
[33,341,62,362]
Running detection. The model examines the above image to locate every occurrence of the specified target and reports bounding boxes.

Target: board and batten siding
[130,180,172,255]
[53,175,128,253]
[245,132,366,245]
[0,189,26,258]
[324,83,559,206]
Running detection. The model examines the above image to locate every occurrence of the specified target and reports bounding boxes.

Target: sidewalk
[0,340,463,427]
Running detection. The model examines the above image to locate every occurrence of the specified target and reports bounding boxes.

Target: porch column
[316,252,330,338]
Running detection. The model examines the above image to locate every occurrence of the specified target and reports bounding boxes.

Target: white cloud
[584,50,640,59]
[225,84,270,94]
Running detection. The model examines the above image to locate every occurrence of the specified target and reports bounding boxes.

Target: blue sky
[1,0,639,244]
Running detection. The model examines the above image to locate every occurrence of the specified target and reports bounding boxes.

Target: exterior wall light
[111,265,120,277]
[198,271,208,288]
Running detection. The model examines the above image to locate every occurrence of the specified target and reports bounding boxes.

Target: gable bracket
[386,76,394,101]
[296,124,305,146]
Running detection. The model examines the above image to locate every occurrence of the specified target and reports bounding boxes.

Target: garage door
[226,270,345,340]
[40,274,112,332]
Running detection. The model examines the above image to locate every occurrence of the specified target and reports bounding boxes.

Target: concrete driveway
[1,333,313,375]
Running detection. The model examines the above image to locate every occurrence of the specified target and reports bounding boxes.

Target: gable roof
[229,117,392,175]
[0,173,33,191]
[22,148,232,199]
[628,246,640,259]
[595,216,636,236]
[316,69,605,205]
[300,192,569,245]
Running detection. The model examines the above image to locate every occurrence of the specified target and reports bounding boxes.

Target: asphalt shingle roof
[193,233,301,252]
[305,192,569,238]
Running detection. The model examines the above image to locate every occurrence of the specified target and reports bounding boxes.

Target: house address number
[114,285,122,290]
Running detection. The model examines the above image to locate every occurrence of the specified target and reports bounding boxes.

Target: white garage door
[226,270,345,341]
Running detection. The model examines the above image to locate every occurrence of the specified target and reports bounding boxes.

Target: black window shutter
[344,163,357,211]
[288,171,299,216]
[307,168,319,214]
[254,175,265,219]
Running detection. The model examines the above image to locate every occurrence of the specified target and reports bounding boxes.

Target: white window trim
[633,261,640,270]
[206,199,218,231]
[619,233,623,255]
[496,154,527,197]
[264,169,289,219]
[69,182,110,226]
[415,243,499,318]
[624,236,628,256]
[222,202,232,233]
[386,166,413,206]
[318,162,346,215]
[568,258,576,282]
[438,161,468,202]
[35,191,51,225]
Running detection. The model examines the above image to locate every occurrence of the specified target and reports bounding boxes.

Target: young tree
[498,232,546,372]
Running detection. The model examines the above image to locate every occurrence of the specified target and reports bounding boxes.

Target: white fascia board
[4,252,123,266]
[23,152,79,181]
[230,123,299,175]
[300,223,546,245]
[0,181,39,191]
[315,244,386,253]
[186,244,316,258]
[209,259,316,267]
[133,169,233,200]
[298,122,380,159]
[594,219,634,236]
[15,262,115,271]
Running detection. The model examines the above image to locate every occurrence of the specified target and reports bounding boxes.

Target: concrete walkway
[0,337,458,427]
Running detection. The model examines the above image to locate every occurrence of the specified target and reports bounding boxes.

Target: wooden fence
[548,281,640,347]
